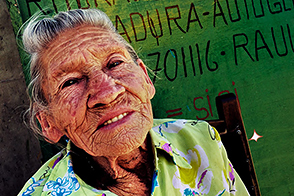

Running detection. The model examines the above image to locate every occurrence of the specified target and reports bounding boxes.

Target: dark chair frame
[207,93,261,196]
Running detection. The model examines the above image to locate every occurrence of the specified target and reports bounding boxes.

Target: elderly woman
[19,9,249,196]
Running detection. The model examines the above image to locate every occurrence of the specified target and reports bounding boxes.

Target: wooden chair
[207,93,261,196]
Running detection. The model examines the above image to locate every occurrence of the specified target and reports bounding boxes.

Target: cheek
[68,96,81,117]
[55,89,87,119]
[131,79,150,101]
[122,73,150,101]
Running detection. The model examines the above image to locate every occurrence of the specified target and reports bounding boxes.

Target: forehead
[40,25,128,75]
[45,25,123,54]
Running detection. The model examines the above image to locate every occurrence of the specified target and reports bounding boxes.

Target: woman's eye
[108,60,123,69]
[61,79,79,89]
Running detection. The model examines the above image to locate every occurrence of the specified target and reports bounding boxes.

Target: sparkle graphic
[249,130,263,142]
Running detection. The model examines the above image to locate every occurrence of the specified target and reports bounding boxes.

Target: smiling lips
[103,112,128,126]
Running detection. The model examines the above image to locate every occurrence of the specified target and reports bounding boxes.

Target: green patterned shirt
[18,119,249,196]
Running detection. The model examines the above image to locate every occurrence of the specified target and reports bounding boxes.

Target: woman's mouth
[103,112,128,126]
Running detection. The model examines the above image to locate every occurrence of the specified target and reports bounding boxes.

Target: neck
[92,142,149,179]
[71,135,154,195]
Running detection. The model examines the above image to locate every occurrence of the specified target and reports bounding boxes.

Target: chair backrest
[207,93,260,196]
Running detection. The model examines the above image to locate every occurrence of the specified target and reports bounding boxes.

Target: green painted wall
[10,0,294,195]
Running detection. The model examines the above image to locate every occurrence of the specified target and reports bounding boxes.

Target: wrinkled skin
[37,25,155,158]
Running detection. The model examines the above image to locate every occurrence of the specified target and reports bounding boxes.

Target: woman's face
[39,25,155,157]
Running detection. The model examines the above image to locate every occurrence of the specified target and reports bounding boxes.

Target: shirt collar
[150,119,192,170]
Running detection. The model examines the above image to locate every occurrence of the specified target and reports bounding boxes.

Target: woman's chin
[89,130,149,157]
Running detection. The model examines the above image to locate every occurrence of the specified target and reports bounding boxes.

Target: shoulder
[153,118,211,130]
[18,149,67,196]
[152,119,221,142]
[151,119,249,196]
[151,119,223,157]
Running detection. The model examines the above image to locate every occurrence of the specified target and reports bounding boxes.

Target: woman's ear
[36,111,64,143]
[136,59,156,99]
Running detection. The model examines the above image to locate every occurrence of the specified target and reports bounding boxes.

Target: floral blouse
[18,119,249,196]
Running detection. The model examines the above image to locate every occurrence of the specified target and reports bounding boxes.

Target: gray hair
[23,9,139,139]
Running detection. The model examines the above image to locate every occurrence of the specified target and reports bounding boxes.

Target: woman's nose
[87,74,125,108]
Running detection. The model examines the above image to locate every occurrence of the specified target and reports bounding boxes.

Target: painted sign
[10,0,294,195]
